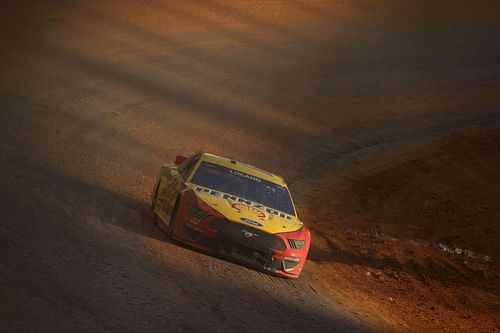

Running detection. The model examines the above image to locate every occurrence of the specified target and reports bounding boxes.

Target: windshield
[191,162,295,216]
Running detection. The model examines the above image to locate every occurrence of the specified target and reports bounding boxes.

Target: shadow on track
[0,146,377,332]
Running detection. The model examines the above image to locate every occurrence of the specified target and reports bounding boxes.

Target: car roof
[199,152,287,187]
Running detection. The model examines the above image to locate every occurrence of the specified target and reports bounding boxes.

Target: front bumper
[215,240,304,278]
[210,219,305,278]
[169,193,310,278]
[173,217,308,278]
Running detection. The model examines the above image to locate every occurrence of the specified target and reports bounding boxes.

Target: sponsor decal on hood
[232,203,266,220]
[189,184,303,233]
[240,217,263,227]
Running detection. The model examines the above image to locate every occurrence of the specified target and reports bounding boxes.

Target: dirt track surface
[1,1,500,332]
[304,128,500,332]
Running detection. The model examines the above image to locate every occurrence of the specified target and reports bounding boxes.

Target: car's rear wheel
[167,196,181,239]
[151,182,159,211]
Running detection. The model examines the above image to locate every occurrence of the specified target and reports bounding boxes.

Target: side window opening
[179,155,199,180]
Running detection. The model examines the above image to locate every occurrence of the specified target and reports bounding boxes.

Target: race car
[151,151,311,278]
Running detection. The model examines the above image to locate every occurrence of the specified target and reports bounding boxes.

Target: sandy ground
[1,1,500,332]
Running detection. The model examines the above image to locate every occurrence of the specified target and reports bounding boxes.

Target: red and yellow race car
[151,151,311,278]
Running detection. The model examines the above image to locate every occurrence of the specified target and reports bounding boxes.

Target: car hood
[187,184,303,234]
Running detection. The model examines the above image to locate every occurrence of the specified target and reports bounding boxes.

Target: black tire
[151,182,160,211]
[167,196,181,239]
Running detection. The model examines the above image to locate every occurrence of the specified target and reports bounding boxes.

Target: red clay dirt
[1,1,500,332]
[301,128,500,332]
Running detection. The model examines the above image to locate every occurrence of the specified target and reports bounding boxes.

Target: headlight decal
[287,239,306,249]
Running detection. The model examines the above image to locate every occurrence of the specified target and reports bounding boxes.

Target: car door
[156,153,200,224]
